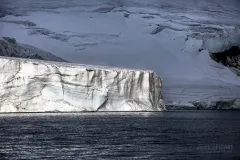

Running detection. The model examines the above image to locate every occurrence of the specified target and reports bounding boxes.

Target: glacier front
[0,57,165,112]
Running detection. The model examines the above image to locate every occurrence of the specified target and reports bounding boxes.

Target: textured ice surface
[0,57,165,112]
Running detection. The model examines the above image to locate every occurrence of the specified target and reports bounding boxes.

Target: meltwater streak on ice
[0,111,239,159]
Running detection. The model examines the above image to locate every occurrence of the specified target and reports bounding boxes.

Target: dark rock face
[210,46,240,69]
[166,99,240,110]
[0,37,67,62]
[191,99,240,110]
[2,37,16,44]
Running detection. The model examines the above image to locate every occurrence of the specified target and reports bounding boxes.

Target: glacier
[0,57,165,112]
[0,0,240,110]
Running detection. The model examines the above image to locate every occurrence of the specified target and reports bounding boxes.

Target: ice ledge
[0,56,165,112]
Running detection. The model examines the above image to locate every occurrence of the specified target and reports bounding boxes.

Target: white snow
[0,0,240,108]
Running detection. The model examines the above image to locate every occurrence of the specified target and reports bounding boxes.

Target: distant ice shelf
[0,57,165,112]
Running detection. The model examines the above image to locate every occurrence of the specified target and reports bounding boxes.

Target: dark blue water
[0,111,239,159]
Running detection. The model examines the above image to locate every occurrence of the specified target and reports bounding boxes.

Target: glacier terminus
[0,57,165,112]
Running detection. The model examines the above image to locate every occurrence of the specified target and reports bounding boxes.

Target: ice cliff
[0,57,165,112]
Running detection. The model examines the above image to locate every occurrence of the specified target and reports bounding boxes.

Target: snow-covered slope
[0,56,165,112]
[1,0,240,109]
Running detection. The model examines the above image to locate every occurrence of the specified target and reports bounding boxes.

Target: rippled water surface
[0,111,239,159]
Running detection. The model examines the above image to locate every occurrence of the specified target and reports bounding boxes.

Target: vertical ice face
[0,57,165,112]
